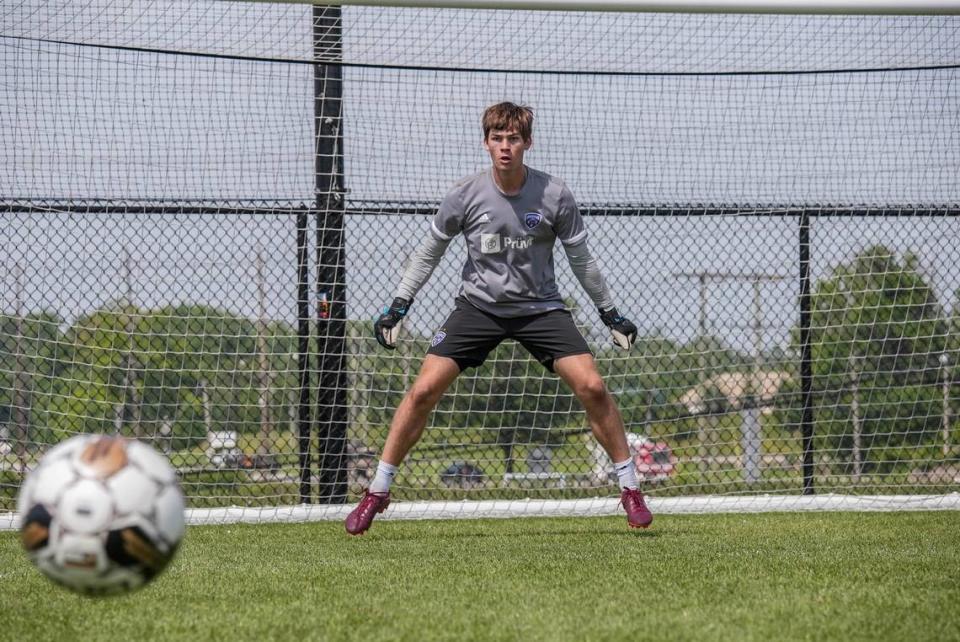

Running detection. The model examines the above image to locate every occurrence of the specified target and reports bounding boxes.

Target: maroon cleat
[345,491,390,535]
[620,488,653,529]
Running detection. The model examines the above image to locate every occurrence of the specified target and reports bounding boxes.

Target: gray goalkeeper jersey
[431,167,588,318]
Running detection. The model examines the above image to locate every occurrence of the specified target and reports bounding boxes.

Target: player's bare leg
[345,355,461,535]
[554,353,653,528]
[553,353,630,459]
[380,355,462,466]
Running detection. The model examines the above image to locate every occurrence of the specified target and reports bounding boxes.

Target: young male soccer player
[345,102,652,534]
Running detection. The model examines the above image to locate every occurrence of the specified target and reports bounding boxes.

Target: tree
[780,245,948,470]
[22,302,300,449]
[0,311,66,450]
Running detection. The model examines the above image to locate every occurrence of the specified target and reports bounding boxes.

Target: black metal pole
[313,4,349,504]
[799,209,815,494]
[296,210,312,504]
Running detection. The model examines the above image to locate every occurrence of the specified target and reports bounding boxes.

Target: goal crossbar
[252,0,960,16]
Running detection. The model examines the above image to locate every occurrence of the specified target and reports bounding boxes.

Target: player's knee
[574,377,608,406]
[407,381,444,410]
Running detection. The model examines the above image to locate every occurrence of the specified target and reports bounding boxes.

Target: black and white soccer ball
[17,434,186,595]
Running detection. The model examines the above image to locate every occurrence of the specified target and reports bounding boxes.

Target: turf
[1,511,958,642]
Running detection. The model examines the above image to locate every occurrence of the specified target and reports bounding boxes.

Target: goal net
[2,1,959,525]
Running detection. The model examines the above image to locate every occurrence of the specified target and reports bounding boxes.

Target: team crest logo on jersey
[524,211,543,229]
[431,330,447,347]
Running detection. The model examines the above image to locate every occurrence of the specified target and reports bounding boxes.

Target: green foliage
[4,289,757,471]
[779,245,950,465]
[809,246,946,387]
[2,302,299,448]
[0,311,64,428]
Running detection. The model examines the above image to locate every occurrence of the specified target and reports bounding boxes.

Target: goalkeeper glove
[599,307,637,350]
[374,297,411,350]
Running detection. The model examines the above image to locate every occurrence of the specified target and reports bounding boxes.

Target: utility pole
[674,270,789,484]
[683,273,710,478]
[839,278,864,482]
[255,247,274,458]
[849,354,863,483]
[120,247,143,438]
[199,378,213,438]
[942,352,952,457]
[12,262,28,472]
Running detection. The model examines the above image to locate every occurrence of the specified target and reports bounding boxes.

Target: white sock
[613,458,638,491]
[369,460,398,494]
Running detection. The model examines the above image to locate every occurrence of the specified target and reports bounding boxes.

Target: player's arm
[555,184,637,350]
[374,191,463,349]
[374,234,452,349]
[563,240,637,350]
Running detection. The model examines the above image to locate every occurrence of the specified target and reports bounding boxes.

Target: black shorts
[426,297,592,372]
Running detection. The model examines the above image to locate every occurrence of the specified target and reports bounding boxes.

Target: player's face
[484,129,531,173]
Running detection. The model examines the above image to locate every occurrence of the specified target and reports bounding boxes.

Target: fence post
[297,209,312,504]
[313,5,349,503]
[799,209,815,494]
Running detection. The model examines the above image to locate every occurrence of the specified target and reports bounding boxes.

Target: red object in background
[318,291,330,319]
[632,439,678,480]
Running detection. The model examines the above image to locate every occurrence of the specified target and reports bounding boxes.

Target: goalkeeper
[346,102,652,534]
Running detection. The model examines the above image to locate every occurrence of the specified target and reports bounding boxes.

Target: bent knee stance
[406,382,446,410]
[574,377,609,406]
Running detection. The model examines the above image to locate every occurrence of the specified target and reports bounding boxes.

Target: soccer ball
[17,434,186,595]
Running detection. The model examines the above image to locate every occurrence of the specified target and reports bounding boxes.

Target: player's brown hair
[482,102,534,142]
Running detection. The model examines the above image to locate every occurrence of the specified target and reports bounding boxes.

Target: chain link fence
[3,204,958,510]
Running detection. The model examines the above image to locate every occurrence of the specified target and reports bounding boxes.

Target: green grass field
[2,512,958,641]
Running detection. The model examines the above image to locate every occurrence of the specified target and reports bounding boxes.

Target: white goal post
[254,0,960,16]
[5,494,958,529]
[3,494,959,530]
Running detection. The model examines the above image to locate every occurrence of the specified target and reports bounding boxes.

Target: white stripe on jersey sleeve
[560,229,589,247]
[431,220,455,241]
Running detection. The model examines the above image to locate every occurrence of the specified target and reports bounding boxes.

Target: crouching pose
[346,102,652,535]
